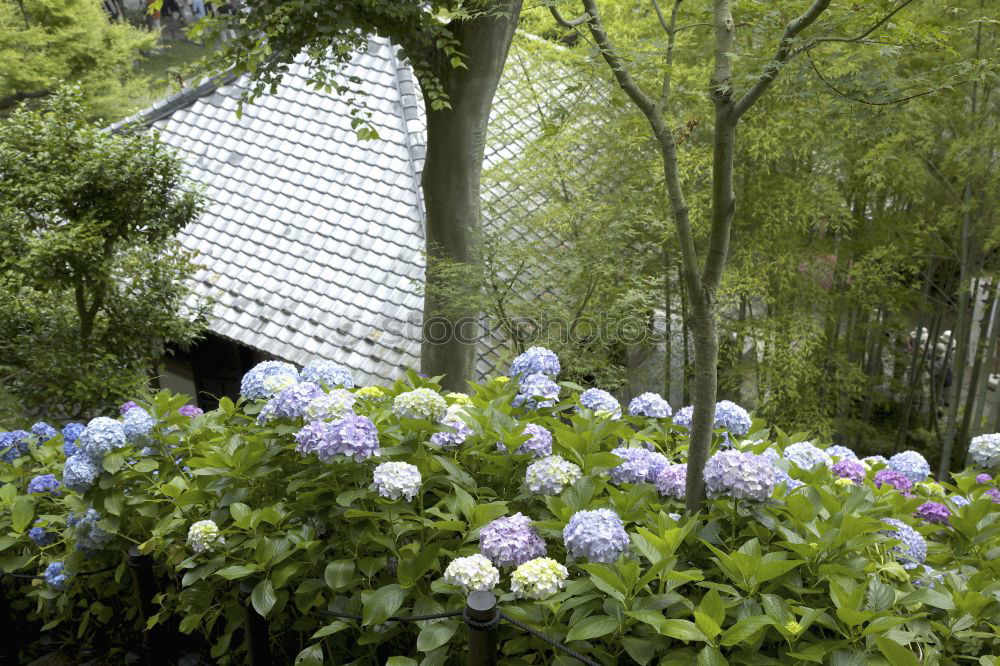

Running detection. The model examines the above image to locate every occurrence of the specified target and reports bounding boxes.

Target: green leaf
[863,615,911,636]
[720,615,772,647]
[658,619,708,642]
[622,636,657,665]
[754,559,804,584]
[230,502,252,528]
[694,611,721,639]
[102,451,126,474]
[132,458,159,473]
[363,584,405,626]
[697,645,728,666]
[565,615,620,642]
[216,565,257,580]
[875,637,921,666]
[698,588,726,627]
[294,644,323,666]
[11,496,34,533]
[251,579,276,617]
[312,621,350,639]
[324,560,355,590]
[416,621,458,652]
[385,659,418,666]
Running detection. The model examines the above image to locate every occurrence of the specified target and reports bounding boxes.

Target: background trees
[0,89,207,421]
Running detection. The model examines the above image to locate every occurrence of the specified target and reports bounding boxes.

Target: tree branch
[580,0,657,116]
[0,89,52,111]
[655,0,683,109]
[548,3,590,28]
[732,0,832,119]
[809,0,921,47]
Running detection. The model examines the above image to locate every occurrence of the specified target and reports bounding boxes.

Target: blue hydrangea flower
[30,422,58,445]
[655,463,687,499]
[825,445,857,460]
[240,361,300,401]
[392,388,449,421]
[608,446,669,485]
[509,347,561,378]
[29,524,58,547]
[783,442,833,470]
[497,423,553,457]
[68,509,113,554]
[672,405,693,427]
[479,513,547,567]
[969,433,1000,469]
[27,474,61,494]
[371,461,422,501]
[512,373,561,410]
[0,430,31,462]
[628,392,673,419]
[888,451,931,484]
[257,382,325,423]
[430,419,474,449]
[881,518,927,570]
[704,450,776,501]
[950,495,970,507]
[715,400,752,436]
[772,467,804,491]
[62,423,85,456]
[79,417,127,461]
[43,562,68,590]
[563,509,630,563]
[304,389,356,421]
[300,359,355,389]
[578,388,622,419]
[122,407,156,444]
[63,453,101,491]
[525,455,582,495]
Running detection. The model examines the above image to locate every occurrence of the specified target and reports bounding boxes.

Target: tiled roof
[116,36,567,384]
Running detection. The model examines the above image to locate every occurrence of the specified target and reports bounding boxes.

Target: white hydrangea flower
[969,433,1000,469]
[510,557,569,600]
[305,389,357,421]
[262,373,297,396]
[525,455,582,495]
[443,554,500,592]
[393,388,448,421]
[371,462,422,501]
[187,520,224,553]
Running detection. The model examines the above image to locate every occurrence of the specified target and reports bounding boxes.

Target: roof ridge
[387,43,426,234]
[109,68,243,135]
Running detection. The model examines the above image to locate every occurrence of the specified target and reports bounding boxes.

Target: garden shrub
[1,349,999,664]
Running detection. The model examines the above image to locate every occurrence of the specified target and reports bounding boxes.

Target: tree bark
[420,1,523,390]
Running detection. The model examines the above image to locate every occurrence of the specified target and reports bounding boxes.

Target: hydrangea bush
[1,353,998,664]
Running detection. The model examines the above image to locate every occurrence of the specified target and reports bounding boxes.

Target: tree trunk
[420,1,523,390]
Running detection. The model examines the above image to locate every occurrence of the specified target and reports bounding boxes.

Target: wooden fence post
[240,582,273,666]
[127,546,167,665]
[464,590,498,666]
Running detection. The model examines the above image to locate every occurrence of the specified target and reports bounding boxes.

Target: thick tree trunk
[420,1,522,390]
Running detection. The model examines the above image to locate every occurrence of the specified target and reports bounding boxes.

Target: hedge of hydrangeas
[0,349,998,664]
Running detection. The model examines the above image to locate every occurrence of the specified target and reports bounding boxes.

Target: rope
[462,606,501,631]
[316,608,463,623]
[0,563,118,580]
[500,612,604,666]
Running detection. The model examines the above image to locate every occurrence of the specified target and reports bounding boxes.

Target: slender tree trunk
[961,283,997,455]
[420,1,523,390]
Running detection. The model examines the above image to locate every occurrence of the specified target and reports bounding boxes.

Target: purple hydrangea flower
[969,433,1000,469]
[563,509,630,563]
[578,388,622,419]
[119,401,140,415]
[122,407,156,444]
[915,501,951,525]
[27,474,61,494]
[986,487,1000,504]
[628,393,672,419]
[300,359,354,389]
[714,400,752,436]
[258,382,325,423]
[79,417,126,460]
[479,513,547,567]
[513,373,560,410]
[43,562,67,590]
[975,473,993,485]
[293,421,332,458]
[63,453,101,491]
[498,423,552,457]
[783,442,833,470]
[0,430,31,462]
[294,415,379,462]
[831,459,866,485]
[178,404,203,417]
[29,525,58,547]
[655,463,687,499]
[608,446,669,485]
[430,419,474,449]
[240,361,300,401]
[888,451,931,484]
[509,347,561,378]
[825,445,857,460]
[704,450,776,501]
[881,518,927,569]
[874,469,914,494]
[30,422,58,445]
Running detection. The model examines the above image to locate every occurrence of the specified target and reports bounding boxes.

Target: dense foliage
[0,89,207,422]
[2,350,998,664]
